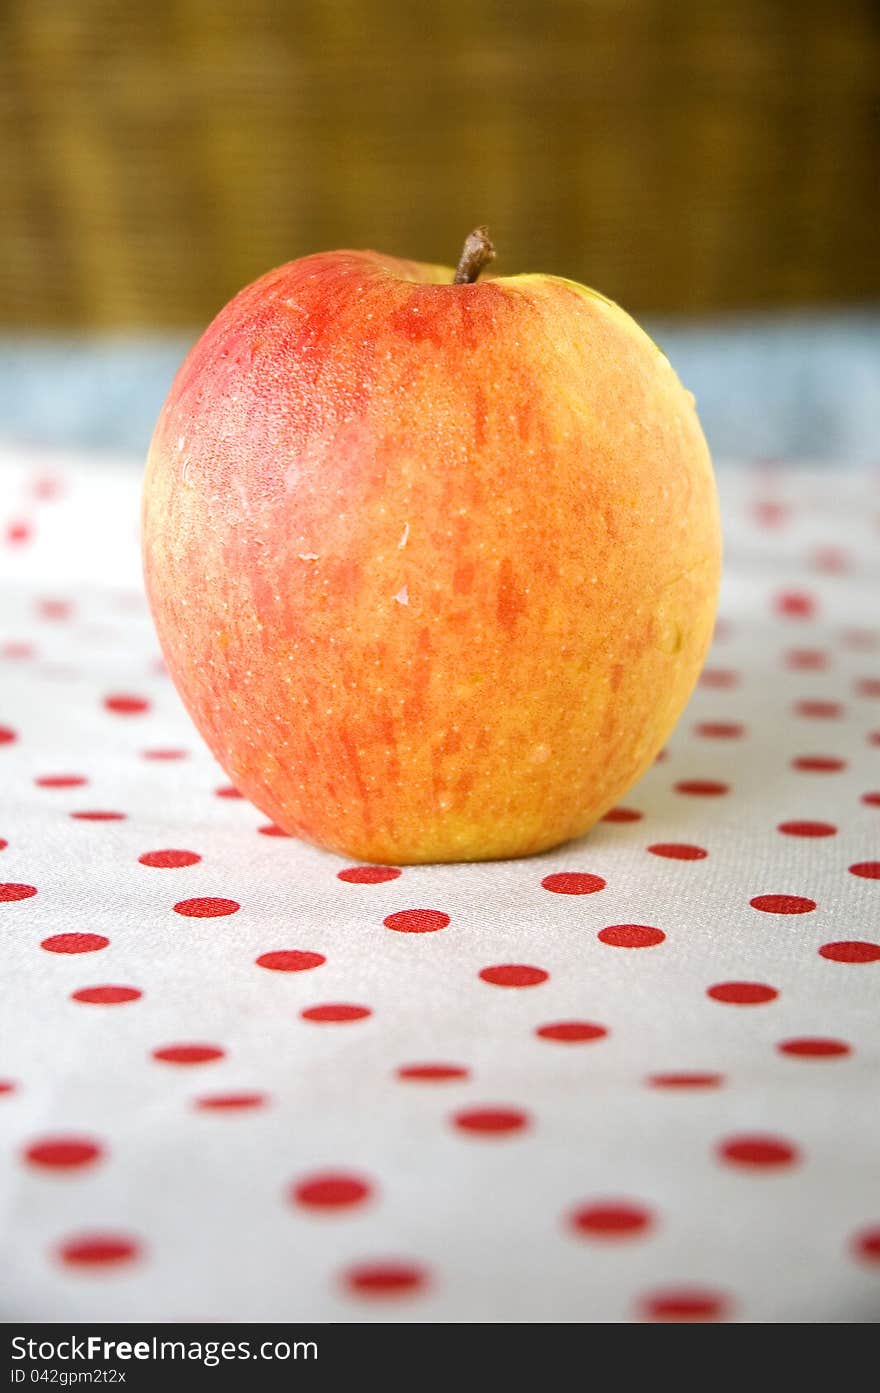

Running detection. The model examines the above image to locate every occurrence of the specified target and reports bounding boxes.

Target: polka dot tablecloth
[1,446,879,1324]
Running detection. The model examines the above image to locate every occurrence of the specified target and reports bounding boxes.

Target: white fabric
[1,446,878,1323]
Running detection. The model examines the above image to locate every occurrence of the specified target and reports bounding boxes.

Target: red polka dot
[599,924,665,948]
[7,519,32,545]
[2,641,35,660]
[72,986,142,1005]
[42,933,108,954]
[752,500,788,527]
[699,668,739,689]
[601,807,642,823]
[640,1288,730,1322]
[396,1063,470,1081]
[852,1227,880,1263]
[38,598,73,621]
[384,908,449,933]
[794,700,843,720]
[775,590,816,619]
[793,755,846,772]
[819,940,880,964]
[0,725,16,745]
[647,843,708,860]
[215,784,244,799]
[541,872,606,895]
[153,1044,224,1064]
[778,1037,850,1058]
[293,1172,372,1209]
[862,791,880,806]
[855,677,880,699]
[25,1137,102,1170]
[343,1261,427,1298]
[0,839,7,851]
[479,964,548,988]
[71,810,127,823]
[32,473,63,501]
[0,1080,16,1096]
[58,1234,140,1269]
[870,733,880,748]
[570,1201,654,1239]
[708,981,778,1005]
[786,648,828,671]
[142,748,188,761]
[812,545,849,573]
[453,1107,529,1136]
[719,1134,799,1169]
[173,896,239,917]
[104,693,150,715]
[195,1093,267,1111]
[338,865,402,883]
[301,1003,372,1023]
[778,820,837,837]
[258,823,292,837]
[842,627,878,650]
[675,779,729,797]
[750,893,816,914]
[139,849,201,868]
[850,861,880,880]
[536,1021,608,1044]
[0,882,37,902]
[256,950,325,972]
[649,1072,723,1089]
[36,774,87,789]
[695,721,744,739]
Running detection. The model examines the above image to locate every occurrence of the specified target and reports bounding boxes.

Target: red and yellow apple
[143,230,721,863]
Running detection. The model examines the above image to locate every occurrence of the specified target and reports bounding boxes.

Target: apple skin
[143,249,721,863]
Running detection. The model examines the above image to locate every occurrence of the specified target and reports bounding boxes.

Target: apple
[143,229,721,863]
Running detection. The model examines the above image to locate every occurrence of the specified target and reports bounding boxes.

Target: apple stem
[453,227,496,285]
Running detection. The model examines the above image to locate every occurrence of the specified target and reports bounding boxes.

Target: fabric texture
[1,446,879,1323]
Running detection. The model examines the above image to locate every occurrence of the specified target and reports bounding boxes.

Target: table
[1,447,878,1322]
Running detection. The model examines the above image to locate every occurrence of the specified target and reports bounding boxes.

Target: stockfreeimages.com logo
[11,1335,317,1370]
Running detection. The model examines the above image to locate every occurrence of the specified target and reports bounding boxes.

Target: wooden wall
[1,0,878,326]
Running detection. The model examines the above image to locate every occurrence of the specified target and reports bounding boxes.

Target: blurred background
[1,0,878,458]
